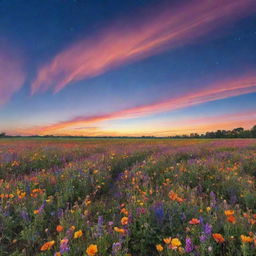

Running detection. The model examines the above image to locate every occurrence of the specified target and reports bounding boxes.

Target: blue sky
[0,0,256,135]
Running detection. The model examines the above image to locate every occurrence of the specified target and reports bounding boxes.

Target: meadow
[0,138,256,256]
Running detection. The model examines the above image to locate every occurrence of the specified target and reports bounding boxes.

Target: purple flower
[204,223,212,235]
[200,234,207,242]
[38,200,46,214]
[210,191,217,208]
[95,215,104,237]
[181,212,186,221]
[185,237,193,253]
[57,208,64,218]
[20,210,30,222]
[136,207,146,215]
[200,223,212,243]
[230,194,237,205]
[153,203,164,223]
[112,242,122,254]
[60,238,70,254]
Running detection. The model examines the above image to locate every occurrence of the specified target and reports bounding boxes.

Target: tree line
[0,125,256,139]
[180,125,256,138]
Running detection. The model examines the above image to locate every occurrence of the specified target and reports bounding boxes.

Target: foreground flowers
[74,230,83,238]
[241,235,253,243]
[56,225,64,232]
[121,216,129,225]
[189,218,200,225]
[86,244,98,256]
[40,240,55,251]
[1,139,256,255]
[156,244,164,252]
[212,233,225,243]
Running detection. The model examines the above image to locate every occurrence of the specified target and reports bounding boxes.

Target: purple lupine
[210,191,217,208]
[38,200,46,214]
[95,215,104,237]
[200,223,212,242]
[25,184,31,195]
[65,227,75,239]
[57,208,64,218]
[200,234,207,243]
[152,202,164,223]
[204,223,212,235]
[185,237,194,253]
[181,212,186,221]
[136,207,146,216]
[112,242,122,255]
[107,221,114,234]
[230,194,237,205]
[60,238,70,254]
[20,210,30,222]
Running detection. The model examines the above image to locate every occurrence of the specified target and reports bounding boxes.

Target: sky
[0,0,256,136]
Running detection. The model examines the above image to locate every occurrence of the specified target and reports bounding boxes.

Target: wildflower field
[0,138,256,256]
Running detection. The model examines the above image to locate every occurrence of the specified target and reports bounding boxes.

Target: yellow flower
[74,230,83,238]
[114,227,125,234]
[227,215,236,224]
[121,217,129,225]
[86,244,98,256]
[56,225,64,233]
[241,235,253,243]
[206,207,211,212]
[40,240,55,251]
[171,238,181,248]
[156,244,164,252]
[163,237,172,244]
[178,247,185,253]
[224,210,234,216]
[121,208,129,215]
[85,199,91,206]
[212,233,225,243]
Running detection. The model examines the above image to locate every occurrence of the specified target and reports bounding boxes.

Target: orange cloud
[28,73,256,134]
[0,45,25,105]
[33,111,256,137]
[31,0,256,94]
[163,110,256,134]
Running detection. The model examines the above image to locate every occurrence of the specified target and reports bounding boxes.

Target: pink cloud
[0,45,25,105]
[31,0,256,94]
[27,73,256,134]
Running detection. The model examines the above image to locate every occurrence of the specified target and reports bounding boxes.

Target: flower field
[0,138,256,256]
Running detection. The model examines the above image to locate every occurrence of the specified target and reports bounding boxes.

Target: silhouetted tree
[252,125,256,138]
[0,132,6,138]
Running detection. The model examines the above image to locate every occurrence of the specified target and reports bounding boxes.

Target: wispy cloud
[0,45,25,105]
[31,0,256,94]
[27,73,256,134]
[20,110,255,137]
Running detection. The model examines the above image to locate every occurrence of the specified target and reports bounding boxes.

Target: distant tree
[251,125,256,138]
[231,127,244,138]
[0,132,6,138]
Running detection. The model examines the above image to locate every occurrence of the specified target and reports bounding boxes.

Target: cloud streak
[0,45,25,105]
[31,0,256,94]
[28,73,256,134]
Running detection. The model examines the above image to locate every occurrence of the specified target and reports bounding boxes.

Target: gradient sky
[0,0,256,136]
